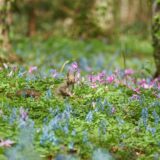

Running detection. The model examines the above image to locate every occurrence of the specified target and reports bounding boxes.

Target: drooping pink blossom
[133,88,141,94]
[124,69,134,76]
[139,79,146,85]
[138,79,152,89]
[28,66,37,74]
[88,75,97,83]
[106,75,115,84]
[97,71,106,84]
[0,139,14,147]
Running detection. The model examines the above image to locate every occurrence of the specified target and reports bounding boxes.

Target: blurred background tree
[0,0,12,54]
[152,0,160,77]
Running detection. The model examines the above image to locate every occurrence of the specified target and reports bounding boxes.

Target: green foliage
[0,67,160,159]
[0,37,158,160]
[12,35,154,72]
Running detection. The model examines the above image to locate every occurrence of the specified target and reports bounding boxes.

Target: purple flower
[19,107,28,121]
[50,69,58,78]
[111,107,116,114]
[131,94,140,100]
[69,62,78,72]
[88,75,94,82]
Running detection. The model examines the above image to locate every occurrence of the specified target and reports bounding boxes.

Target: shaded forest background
[11,0,152,38]
[0,0,160,77]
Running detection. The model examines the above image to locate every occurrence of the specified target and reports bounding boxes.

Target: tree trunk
[27,7,36,36]
[0,0,11,54]
[152,0,160,78]
[0,0,23,64]
[27,0,38,37]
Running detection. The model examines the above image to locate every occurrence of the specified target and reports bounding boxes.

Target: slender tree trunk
[0,0,11,54]
[0,0,23,64]
[152,0,160,77]
[28,7,36,36]
[27,0,37,37]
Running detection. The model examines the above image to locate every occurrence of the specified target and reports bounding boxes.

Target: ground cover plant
[0,1,160,159]
[0,37,160,160]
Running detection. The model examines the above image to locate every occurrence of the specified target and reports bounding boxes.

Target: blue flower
[141,108,148,128]
[86,111,93,123]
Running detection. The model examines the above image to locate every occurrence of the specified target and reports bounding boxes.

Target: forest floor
[0,35,160,160]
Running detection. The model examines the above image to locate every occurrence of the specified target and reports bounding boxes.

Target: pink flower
[71,62,78,69]
[133,88,141,94]
[158,83,160,90]
[139,79,146,85]
[106,75,115,84]
[138,79,153,89]
[125,69,134,76]
[28,66,37,74]
[88,75,97,83]
[142,83,151,89]
[0,139,14,147]
[97,71,106,84]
